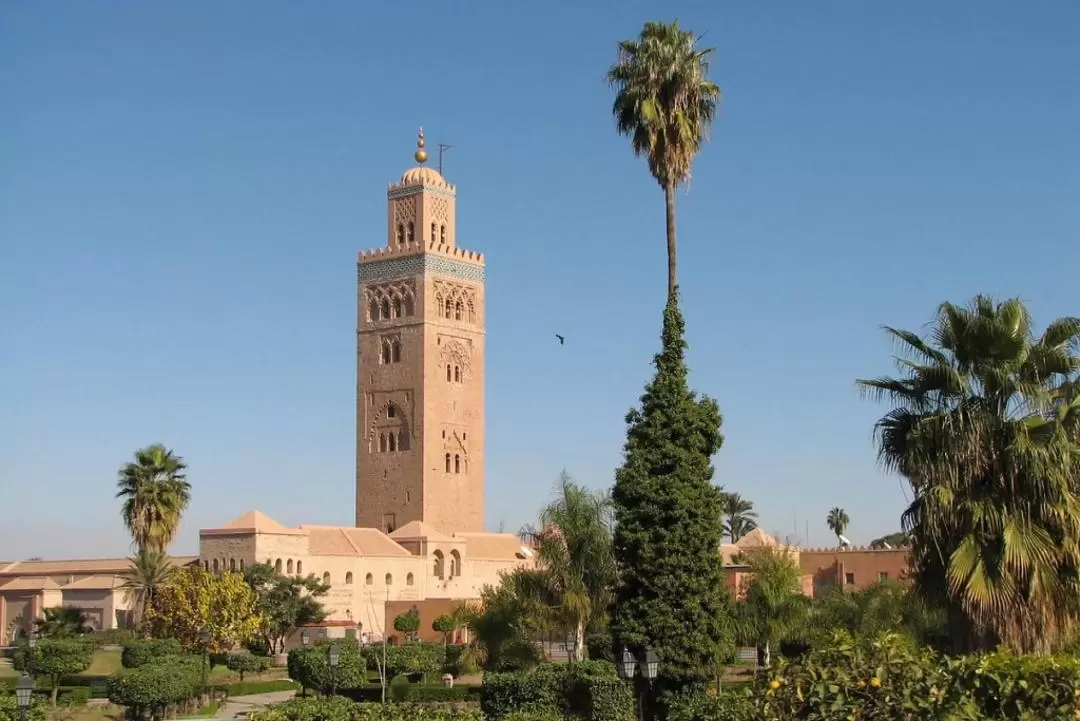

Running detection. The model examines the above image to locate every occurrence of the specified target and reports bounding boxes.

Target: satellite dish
[882,542,892,549]
[838,534,852,548]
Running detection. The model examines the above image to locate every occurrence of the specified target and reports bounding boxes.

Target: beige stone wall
[60,590,113,630]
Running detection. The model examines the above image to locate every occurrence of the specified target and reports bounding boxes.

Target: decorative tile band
[387,185,456,200]
[359,254,485,284]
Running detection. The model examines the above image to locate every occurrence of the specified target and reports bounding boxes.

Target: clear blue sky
[2,2,1078,559]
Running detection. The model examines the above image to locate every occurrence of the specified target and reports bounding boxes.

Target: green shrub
[501,706,564,721]
[586,632,615,662]
[58,686,92,707]
[249,696,482,721]
[107,655,205,717]
[287,639,366,692]
[952,651,1080,719]
[13,638,96,705]
[443,644,479,677]
[383,643,444,681]
[87,628,136,647]
[0,693,48,721]
[481,665,566,721]
[224,652,273,681]
[121,638,183,668]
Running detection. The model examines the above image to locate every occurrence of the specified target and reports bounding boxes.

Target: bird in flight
[555,334,565,345]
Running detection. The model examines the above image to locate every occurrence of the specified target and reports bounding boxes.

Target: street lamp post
[328,643,341,698]
[300,631,310,646]
[15,673,34,721]
[616,648,659,721]
[27,632,37,679]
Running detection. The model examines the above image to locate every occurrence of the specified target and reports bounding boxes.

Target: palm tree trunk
[664,182,677,302]
[574,619,585,662]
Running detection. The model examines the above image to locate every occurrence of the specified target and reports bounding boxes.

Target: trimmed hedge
[214,679,300,697]
[249,696,481,721]
[481,661,632,721]
[341,684,480,703]
[225,652,273,681]
[107,654,206,717]
[121,638,183,668]
[288,639,367,692]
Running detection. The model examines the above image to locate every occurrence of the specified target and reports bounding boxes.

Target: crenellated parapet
[358,240,483,265]
[801,545,912,554]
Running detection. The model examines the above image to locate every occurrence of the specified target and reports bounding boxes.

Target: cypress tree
[611,292,727,701]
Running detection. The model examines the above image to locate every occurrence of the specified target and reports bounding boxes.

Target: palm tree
[826,507,849,546]
[116,444,191,553]
[858,295,1080,654]
[121,549,175,631]
[519,471,616,661]
[34,607,91,637]
[731,546,810,668]
[608,21,721,302]
[722,492,758,542]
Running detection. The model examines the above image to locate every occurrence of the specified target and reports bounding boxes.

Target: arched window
[431,222,437,241]
[407,572,414,586]
[212,558,219,572]
[406,221,415,242]
[287,559,294,574]
[274,559,282,573]
[322,572,331,585]
[295,561,301,575]
[239,559,245,571]
[385,573,393,585]
[450,550,461,579]
[433,550,445,579]
[382,299,390,320]
[368,299,378,322]
[446,364,452,381]
[445,453,451,473]
[440,225,447,243]
[229,559,236,572]
[391,341,401,363]
[445,299,453,318]
[454,366,461,382]
[388,433,397,452]
[403,296,414,316]
[380,341,389,365]
[365,573,374,585]
[393,297,402,318]
[398,432,407,451]
[379,433,387,452]
[345,572,354,585]
[467,301,475,323]
[387,405,396,418]
[454,454,461,474]
[396,223,404,244]
[455,301,463,320]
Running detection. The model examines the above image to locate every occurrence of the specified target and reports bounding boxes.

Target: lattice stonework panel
[393,197,416,227]
[358,255,485,284]
[431,197,450,224]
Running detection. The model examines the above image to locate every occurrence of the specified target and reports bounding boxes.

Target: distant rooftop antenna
[438,143,454,175]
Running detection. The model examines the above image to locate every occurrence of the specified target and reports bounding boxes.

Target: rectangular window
[844,572,856,586]
[878,571,888,581]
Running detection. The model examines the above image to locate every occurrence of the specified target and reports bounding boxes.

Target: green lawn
[84,649,123,675]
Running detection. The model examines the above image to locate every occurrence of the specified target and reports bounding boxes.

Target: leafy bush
[58,686,92,707]
[586,632,615,662]
[224,652,273,681]
[0,693,47,721]
[951,651,1080,719]
[443,644,479,677]
[341,684,479,703]
[384,642,444,681]
[249,696,481,721]
[121,638,182,668]
[87,628,136,647]
[393,609,420,641]
[287,639,366,692]
[13,638,96,705]
[482,662,629,721]
[107,655,206,717]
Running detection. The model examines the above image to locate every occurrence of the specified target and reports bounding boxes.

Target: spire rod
[414,127,428,165]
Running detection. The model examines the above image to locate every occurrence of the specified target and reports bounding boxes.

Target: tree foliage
[224,652,273,681]
[721,493,757,543]
[242,562,328,655]
[608,21,721,302]
[859,295,1080,653]
[286,639,367,692]
[826,507,850,546]
[610,295,728,699]
[16,638,95,705]
[393,609,420,642]
[107,655,204,718]
[121,549,176,632]
[33,607,92,638]
[518,472,616,661]
[115,444,191,554]
[433,614,456,644]
[730,547,811,663]
[869,531,910,550]
[464,577,543,672]
[144,566,262,653]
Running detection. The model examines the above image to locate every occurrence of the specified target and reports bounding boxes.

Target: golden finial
[414,127,428,165]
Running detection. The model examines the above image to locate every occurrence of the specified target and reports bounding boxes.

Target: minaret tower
[355,129,486,534]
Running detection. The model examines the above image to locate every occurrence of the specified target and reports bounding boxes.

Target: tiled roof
[454,532,530,559]
[62,575,125,590]
[0,577,63,591]
[390,521,453,542]
[735,528,781,549]
[301,527,411,558]
[206,510,304,535]
[0,556,198,576]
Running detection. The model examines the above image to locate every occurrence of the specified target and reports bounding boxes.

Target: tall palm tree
[519,472,616,661]
[826,507,849,546]
[116,444,191,553]
[121,549,176,632]
[722,492,758,542]
[858,295,1080,654]
[608,21,721,303]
